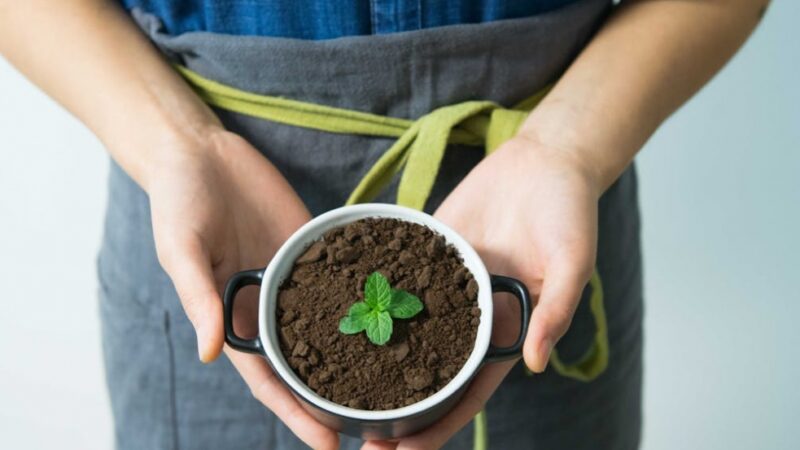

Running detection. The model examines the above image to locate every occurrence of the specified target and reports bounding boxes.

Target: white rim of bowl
[259,204,493,421]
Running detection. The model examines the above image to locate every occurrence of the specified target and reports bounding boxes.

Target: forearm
[519,0,768,192]
[0,0,219,190]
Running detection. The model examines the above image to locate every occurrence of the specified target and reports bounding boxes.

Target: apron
[98,0,643,448]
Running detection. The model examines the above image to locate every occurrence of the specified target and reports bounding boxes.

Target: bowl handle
[483,275,532,363]
[223,268,266,355]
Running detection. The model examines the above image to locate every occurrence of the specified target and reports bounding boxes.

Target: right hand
[145,128,339,450]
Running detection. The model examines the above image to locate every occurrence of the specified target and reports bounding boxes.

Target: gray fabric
[99,0,643,448]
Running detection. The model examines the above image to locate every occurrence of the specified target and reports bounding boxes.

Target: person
[0,0,766,449]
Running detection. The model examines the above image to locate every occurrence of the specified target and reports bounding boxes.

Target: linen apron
[98,0,643,448]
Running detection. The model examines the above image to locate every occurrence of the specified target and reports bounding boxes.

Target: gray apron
[98,0,643,448]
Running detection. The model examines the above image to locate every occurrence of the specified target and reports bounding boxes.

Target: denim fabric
[119,0,579,39]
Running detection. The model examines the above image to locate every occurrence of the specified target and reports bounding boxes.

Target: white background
[0,2,798,449]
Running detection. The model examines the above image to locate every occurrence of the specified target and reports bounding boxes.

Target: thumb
[523,260,589,373]
[158,234,225,363]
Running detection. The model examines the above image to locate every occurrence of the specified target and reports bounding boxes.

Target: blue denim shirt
[121,0,577,39]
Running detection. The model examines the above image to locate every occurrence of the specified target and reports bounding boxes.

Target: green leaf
[339,301,371,334]
[348,301,371,319]
[341,273,423,344]
[364,272,392,311]
[388,290,424,319]
[365,311,393,345]
[339,315,365,334]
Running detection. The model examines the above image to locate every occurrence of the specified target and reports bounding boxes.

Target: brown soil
[276,217,480,410]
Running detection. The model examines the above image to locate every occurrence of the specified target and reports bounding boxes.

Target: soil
[276,217,480,410]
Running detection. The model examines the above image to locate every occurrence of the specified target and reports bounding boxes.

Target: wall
[0,1,797,448]
[637,2,799,448]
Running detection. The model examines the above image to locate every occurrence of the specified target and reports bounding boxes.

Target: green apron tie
[349,101,530,209]
[175,65,609,448]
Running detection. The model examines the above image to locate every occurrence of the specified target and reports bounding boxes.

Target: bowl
[222,203,531,439]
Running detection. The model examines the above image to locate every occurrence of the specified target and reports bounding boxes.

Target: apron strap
[548,270,609,381]
[175,65,610,447]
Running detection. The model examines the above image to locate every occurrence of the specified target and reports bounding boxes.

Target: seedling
[339,272,424,345]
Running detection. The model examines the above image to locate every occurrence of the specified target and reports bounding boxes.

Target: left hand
[361,133,602,449]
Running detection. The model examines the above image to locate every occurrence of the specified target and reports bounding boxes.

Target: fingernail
[196,323,211,363]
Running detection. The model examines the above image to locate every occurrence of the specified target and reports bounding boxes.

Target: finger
[396,361,514,450]
[361,440,398,450]
[523,260,590,373]
[226,348,340,450]
[157,233,224,363]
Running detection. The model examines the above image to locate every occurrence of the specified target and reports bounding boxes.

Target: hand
[362,134,601,449]
[146,128,339,450]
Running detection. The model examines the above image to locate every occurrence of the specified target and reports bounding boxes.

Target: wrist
[510,131,606,200]
[517,97,644,193]
[104,114,224,193]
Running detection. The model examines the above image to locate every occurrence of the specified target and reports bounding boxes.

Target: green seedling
[339,272,424,345]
